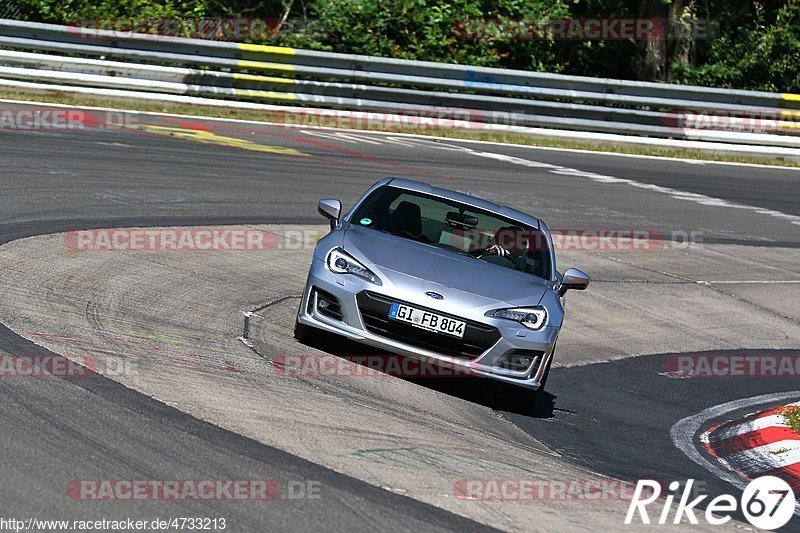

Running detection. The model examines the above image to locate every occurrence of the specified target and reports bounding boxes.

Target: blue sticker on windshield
[360,218,372,225]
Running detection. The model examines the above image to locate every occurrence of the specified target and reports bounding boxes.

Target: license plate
[388,303,466,338]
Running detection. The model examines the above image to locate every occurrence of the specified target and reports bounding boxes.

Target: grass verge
[1,88,799,168]
[782,406,800,435]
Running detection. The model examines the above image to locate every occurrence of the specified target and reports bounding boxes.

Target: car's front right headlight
[492,307,547,330]
[326,248,381,285]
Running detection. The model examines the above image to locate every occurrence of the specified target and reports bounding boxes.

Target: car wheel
[495,356,552,415]
[526,355,553,413]
[492,383,538,415]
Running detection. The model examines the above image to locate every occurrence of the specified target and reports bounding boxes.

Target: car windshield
[350,186,552,280]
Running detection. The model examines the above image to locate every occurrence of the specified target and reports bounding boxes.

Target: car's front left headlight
[492,307,547,330]
[327,248,381,285]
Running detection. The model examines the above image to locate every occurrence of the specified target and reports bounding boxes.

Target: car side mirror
[318,198,342,230]
[558,268,590,296]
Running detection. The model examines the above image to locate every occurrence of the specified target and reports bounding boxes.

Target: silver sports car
[295,178,589,404]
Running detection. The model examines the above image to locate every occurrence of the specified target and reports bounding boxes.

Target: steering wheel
[476,249,499,260]
[471,245,506,260]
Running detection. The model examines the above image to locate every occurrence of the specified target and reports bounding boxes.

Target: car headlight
[492,307,547,330]
[327,248,381,285]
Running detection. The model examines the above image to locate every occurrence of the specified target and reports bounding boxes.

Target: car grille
[356,291,501,359]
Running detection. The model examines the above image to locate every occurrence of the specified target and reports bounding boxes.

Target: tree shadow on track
[299,330,557,419]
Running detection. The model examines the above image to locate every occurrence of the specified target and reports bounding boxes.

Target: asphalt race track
[1,100,799,531]
[507,350,800,520]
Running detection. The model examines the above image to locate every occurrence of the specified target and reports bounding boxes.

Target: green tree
[669,1,800,91]
[9,0,800,91]
[278,0,572,70]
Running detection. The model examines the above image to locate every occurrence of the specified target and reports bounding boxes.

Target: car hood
[343,225,549,307]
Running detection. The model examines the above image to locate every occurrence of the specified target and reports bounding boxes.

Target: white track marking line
[470,151,560,169]
[327,132,384,145]
[383,136,424,147]
[464,148,800,227]
[550,168,630,183]
[671,392,800,515]
[300,130,382,145]
[5,98,800,225]
[300,130,357,143]
[701,280,800,284]
[4,98,800,171]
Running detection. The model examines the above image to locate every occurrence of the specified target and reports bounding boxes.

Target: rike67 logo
[625,476,796,530]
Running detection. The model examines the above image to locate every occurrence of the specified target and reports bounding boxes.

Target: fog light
[311,287,343,321]
[505,355,532,370]
[498,351,543,373]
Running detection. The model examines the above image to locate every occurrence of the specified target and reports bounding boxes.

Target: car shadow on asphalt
[299,330,557,419]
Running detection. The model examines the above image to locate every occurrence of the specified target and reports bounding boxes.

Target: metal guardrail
[0,18,799,149]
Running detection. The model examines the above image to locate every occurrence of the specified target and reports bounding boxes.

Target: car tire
[294,319,313,343]
[527,355,553,413]
[492,383,536,415]
[496,355,552,415]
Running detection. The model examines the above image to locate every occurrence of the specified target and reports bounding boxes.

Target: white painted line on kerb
[712,414,789,441]
[670,392,800,515]
[725,441,800,475]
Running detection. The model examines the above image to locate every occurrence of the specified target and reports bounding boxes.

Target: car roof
[383,177,541,229]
